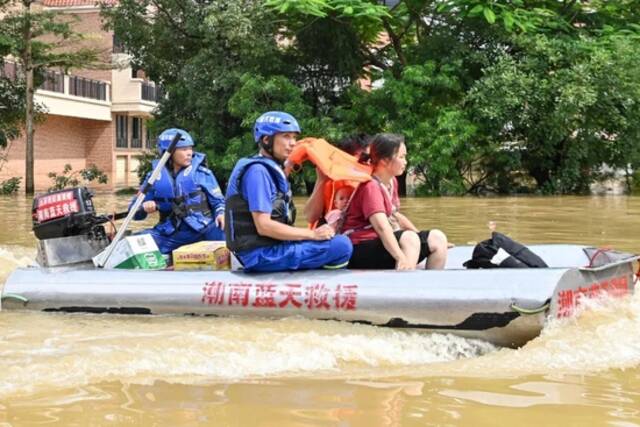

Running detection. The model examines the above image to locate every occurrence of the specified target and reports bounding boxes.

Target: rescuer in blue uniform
[225,111,353,272]
[131,128,225,254]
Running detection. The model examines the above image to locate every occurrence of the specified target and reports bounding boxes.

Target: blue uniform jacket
[130,152,225,235]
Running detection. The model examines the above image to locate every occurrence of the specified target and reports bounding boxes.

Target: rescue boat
[2,244,637,348]
[3,143,637,348]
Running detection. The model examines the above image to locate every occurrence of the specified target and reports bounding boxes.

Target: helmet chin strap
[259,136,284,165]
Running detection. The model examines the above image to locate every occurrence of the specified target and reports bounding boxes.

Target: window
[145,126,154,150]
[112,34,126,54]
[116,115,128,148]
[131,117,142,148]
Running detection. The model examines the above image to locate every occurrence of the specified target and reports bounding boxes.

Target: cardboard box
[104,234,167,270]
[172,241,231,271]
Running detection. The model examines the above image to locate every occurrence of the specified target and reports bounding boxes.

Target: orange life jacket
[286,137,372,227]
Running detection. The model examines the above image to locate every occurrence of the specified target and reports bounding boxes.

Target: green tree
[103,0,292,187]
[104,0,640,195]
[467,33,640,193]
[0,0,102,194]
[0,73,25,149]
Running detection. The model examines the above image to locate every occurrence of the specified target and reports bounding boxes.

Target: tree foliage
[0,0,104,193]
[0,76,25,148]
[103,0,640,195]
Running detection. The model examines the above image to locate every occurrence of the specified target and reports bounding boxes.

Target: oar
[93,132,182,268]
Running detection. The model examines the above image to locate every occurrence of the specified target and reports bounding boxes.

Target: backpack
[463,232,548,269]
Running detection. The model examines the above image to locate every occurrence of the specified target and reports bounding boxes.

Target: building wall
[0,115,113,192]
[62,9,114,82]
[0,1,157,193]
[86,115,116,187]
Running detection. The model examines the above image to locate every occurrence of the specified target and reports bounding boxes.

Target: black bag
[463,232,548,269]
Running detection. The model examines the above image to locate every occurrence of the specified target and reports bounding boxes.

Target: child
[324,186,354,232]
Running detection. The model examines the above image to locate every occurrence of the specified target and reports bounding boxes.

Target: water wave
[425,292,640,378]
[0,245,35,286]
[1,245,639,399]
[0,313,496,399]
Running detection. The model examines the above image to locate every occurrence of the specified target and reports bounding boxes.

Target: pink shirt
[342,177,399,245]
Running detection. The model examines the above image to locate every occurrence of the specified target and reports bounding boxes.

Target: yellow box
[172,240,231,271]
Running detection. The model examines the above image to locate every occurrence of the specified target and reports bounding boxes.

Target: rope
[586,246,612,268]
[1,293,29,305]
[510,302,549,315]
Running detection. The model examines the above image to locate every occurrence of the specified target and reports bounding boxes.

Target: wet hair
[369,133,405,165]
[338,134,372,162]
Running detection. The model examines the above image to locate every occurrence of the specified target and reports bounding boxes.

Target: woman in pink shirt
[342,134,448,270]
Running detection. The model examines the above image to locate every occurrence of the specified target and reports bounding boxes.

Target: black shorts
[347,230,432,269]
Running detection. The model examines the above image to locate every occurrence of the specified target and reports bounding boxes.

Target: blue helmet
[157,128,194,154]
[253,111,301,143]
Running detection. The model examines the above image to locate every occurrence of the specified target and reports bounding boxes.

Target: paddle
[92,131,182,268]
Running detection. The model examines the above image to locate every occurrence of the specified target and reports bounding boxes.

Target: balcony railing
[41,69,64,93]
[69,75,107,101]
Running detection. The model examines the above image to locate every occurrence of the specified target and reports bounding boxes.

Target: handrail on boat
[1,293,29,306]
[510,301,550,315]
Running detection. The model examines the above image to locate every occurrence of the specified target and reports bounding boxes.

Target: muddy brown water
[1,195,639,425]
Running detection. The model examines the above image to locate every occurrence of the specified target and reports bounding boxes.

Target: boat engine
[32,187,111,267]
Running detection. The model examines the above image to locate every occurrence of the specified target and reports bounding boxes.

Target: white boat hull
[2,245,637,347]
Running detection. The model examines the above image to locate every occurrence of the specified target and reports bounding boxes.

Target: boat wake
[0,314,496,398]
[0,245,35,286]
[422,291,640,378]
[1,291,640,399]
[0,244,639,399]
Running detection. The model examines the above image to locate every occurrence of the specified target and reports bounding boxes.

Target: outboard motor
[32,187,110,267]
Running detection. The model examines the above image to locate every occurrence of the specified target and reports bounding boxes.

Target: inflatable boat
[2,244,637,347]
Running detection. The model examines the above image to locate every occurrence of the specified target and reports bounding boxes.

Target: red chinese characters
[253,283,277,308]
[201,281,225,305]
[200,281,359,311]
[556,275,629,318]
[35,190,79,222]
[228,283,251,306]
[335,284,358,310]
[304,284,331,310]
[279,284,303,308]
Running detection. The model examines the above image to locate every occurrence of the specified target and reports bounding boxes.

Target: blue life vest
[151,152,213,235]
[225,156,296,252]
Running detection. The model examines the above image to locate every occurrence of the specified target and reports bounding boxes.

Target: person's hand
[311,224,334,241]
[215,214,225,230]
[142,201,157,213]
[447,242,455,248]
[395,255,415,271]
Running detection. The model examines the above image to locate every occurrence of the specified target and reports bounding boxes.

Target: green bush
[135,151,156,185]
[47,164,108,191]
[115,186,137,195]
[0,177,21,195]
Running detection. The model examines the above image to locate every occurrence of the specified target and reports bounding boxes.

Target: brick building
[0,0,159,192]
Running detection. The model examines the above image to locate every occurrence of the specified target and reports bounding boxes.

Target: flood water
[1,194,640,425]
